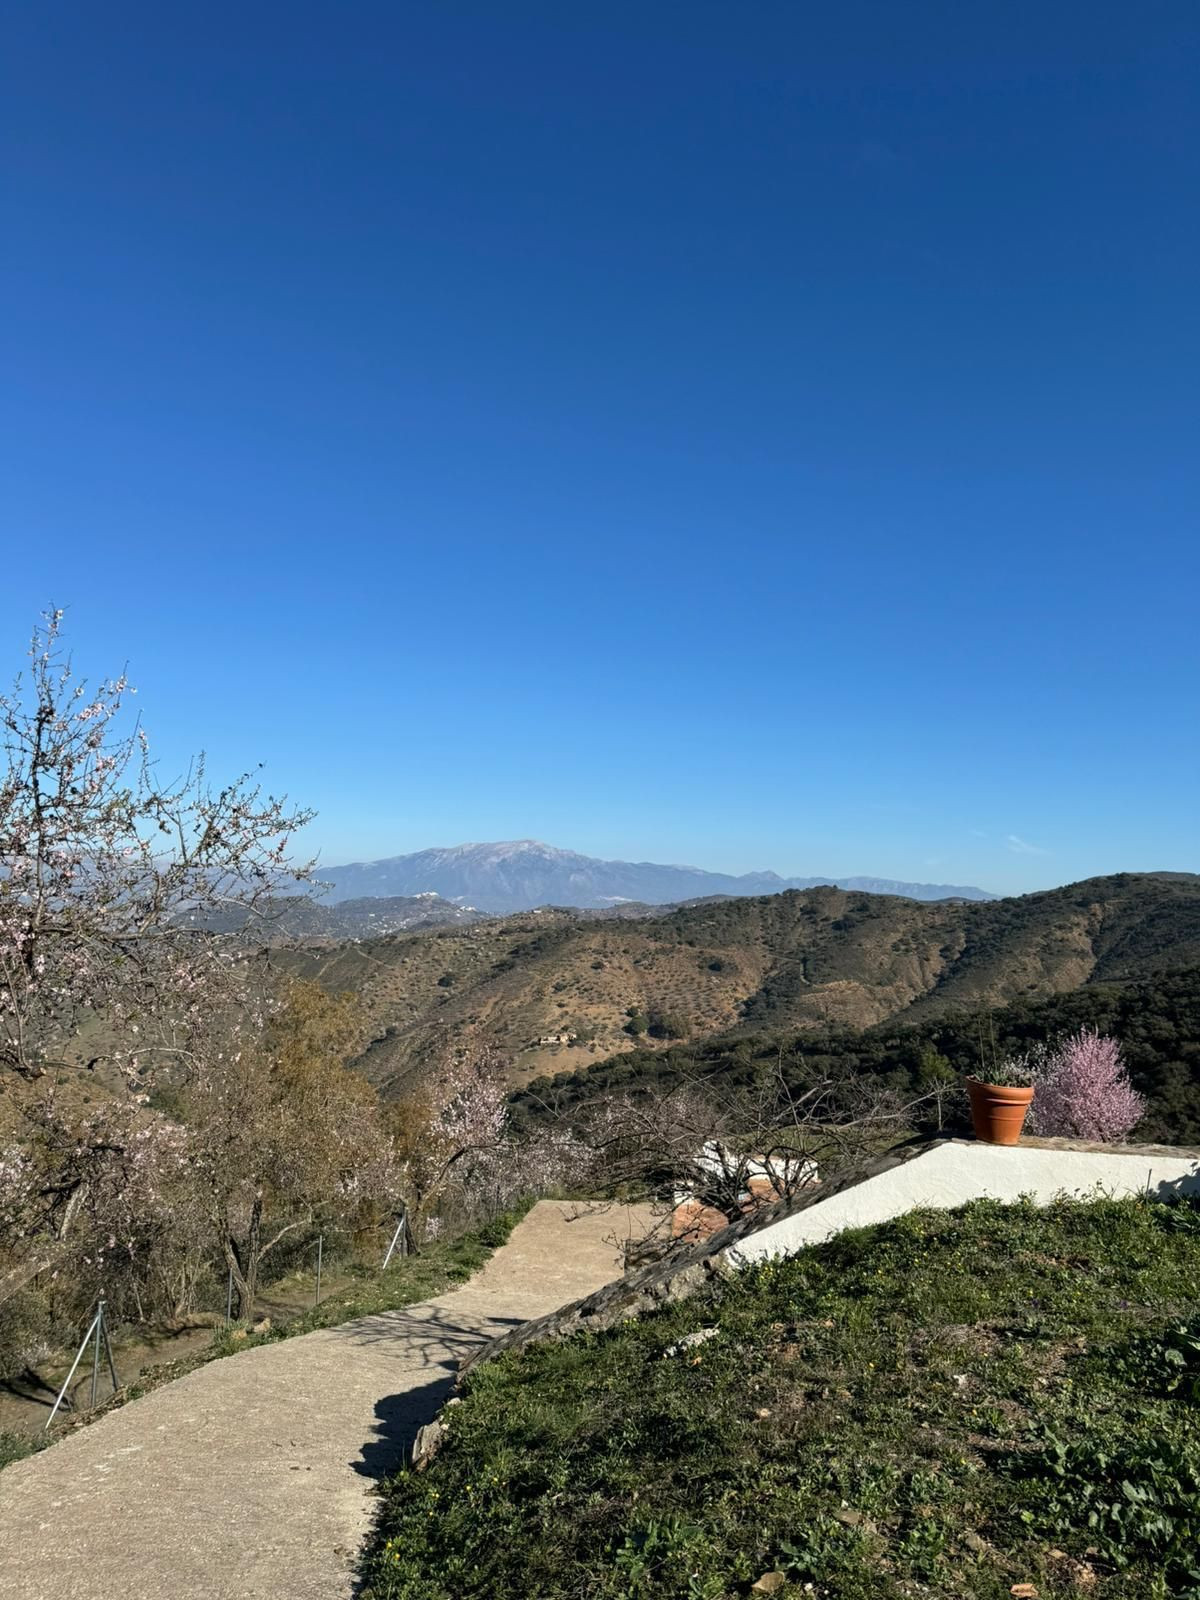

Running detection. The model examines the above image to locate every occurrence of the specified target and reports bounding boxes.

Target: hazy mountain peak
[313,840,996,913]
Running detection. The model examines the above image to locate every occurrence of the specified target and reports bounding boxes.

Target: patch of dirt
[0,1271,359,1440]
[0,1322,215,1438]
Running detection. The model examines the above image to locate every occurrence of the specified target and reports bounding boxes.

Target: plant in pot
[965,1053,1037,1146]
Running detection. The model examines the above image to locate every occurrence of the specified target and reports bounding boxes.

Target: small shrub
[1017,1429,1200,1589]
[1091,1316,1200,1402]
[0,1289,53,1383]
[0,1431,43,1470]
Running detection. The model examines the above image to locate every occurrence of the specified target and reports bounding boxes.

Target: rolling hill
[310,839,996,911]
[272,871,1200,1098]
[512,963,1200,1144]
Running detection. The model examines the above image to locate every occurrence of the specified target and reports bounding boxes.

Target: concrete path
[0,1202,650,1600]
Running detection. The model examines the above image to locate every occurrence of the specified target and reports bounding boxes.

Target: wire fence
[24,1207,418,1430]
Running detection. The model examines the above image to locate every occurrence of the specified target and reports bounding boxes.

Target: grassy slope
[275,874,1200,1097]
[362,1197,1200,1600]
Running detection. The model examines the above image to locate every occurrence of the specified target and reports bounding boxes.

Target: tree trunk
[244,1193,262,1313]
[399,1199,423,1257]
[223,1237,253,1320]
[223,1193,263,1320]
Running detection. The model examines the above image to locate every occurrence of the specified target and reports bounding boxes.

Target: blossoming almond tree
[388,1045,510,1244]
[1032,1027,1145,1143]
[388,1042,585,1245]
[0,611,314,1307]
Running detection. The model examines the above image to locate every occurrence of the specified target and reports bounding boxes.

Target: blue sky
[3,3,1197,895]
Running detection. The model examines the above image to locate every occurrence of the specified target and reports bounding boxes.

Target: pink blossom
[1032,1028,1145,1143]
[0,610,315,1309]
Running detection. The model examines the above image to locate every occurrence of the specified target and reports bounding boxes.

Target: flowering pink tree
[1032,1028,1145,1143]
[0,1096,193,1372]
[389,1045,510,1242]
[0,611,314,1307]
[389,1043,584,1244]
[0,1098,188,1292]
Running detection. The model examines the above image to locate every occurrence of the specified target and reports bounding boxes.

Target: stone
[411,1419,445,1470]
[663,1327,719,1357]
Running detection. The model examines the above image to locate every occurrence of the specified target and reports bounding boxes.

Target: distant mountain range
[312,840,996,914]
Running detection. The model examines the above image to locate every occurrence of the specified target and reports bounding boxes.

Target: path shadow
[354,1372,456,1481]
[336,1301,537,1595]
[1,1366,61,1411]
[350,1365,495,1600]
[348,1308,531,1596]
[323,1302,528,1365]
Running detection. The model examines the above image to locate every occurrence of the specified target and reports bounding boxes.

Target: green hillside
[361,1195,1200,1600]
[514,964,1200,1142]
[273,873,1200,1099]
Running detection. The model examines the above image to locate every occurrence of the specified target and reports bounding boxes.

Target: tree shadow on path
[334,1302,531,1595]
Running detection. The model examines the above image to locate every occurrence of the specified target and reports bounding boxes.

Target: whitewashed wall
[727,1139,1200,1266]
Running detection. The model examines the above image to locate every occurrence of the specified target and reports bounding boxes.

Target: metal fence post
[314,1235,323,1308]
[46,1307,101,1429]
[100,1299,120,1396]
[90,1298,104,1408]
[226,1264,234,1323]
[382,1208,407,1269]
[46,1297,122,1430]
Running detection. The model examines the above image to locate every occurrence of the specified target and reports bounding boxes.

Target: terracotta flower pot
[966,1078,1034,1146]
